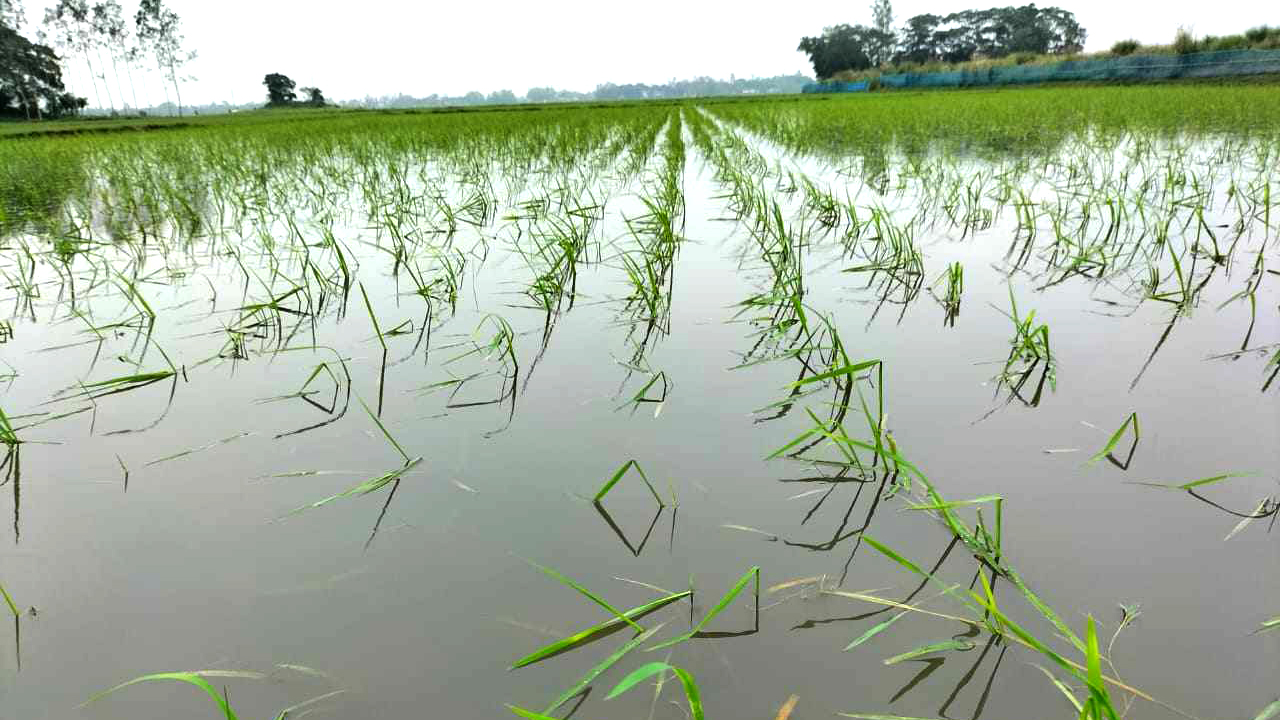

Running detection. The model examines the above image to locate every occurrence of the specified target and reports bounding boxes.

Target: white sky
[19,0,1271,105]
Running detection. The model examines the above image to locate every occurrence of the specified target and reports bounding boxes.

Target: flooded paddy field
[0,86,1277,720]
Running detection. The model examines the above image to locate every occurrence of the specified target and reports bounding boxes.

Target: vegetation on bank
[825,24,1280,84]
[797,0,1280,84]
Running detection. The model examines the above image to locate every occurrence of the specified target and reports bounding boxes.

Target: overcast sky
[20,0,1271,105]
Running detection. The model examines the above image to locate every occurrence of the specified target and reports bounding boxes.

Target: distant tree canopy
[263,72,296,104]
[1,16,86,118]
[263,73,329,108]
[299,86,324,105]
[798,24,895,77]
[799,4,1087,78]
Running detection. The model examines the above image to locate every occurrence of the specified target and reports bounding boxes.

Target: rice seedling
[285,397,420,516]
[0,408,20,449]
[927,262,964,326]
[647,566,759,651]
[1088,412,1140,469]
[0,580,17,618]
[594,460,665,507]
[83,667,344,720]
[539,623,665,715]
[993,285,1055,407]
[604,661,703,720]
[509,590,691,669]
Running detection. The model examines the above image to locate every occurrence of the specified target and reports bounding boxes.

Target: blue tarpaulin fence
[802,49,1280,93]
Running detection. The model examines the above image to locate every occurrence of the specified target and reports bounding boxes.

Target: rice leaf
[648,566,758,651]
[1254,699,1280,720]
[845,611,907,651]
[525,559,644,634]
[905,496,1003,512]
[1032,664,1083,712]
[358,396,410,463]
[605,662,704,720]
[0,580,17,617]
[83,672,241,720]
[542,624,664,714]
[595,459,664,506]
[507,706,580,720]
[510,591,690,669]
[286,457,422,515]
[834,707,947,712]
[1088,412,1139,465]
[884,639,974,665]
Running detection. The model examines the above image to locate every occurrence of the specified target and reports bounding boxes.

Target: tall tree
[93,1,135,110]
[43,0,106,111]
[871,0,893,34]
[2,17,85,119]
[299,84,324,106]
[798,24,894,78]
[0,0,25,31]
[263,72,295,104]
[869,0,895,65]
[135,0,194,116]
[896,13,942,64]
[892,5,1086,64]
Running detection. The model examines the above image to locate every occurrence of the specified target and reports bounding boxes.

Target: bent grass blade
[605,661,704,720]
[647,566,759,652]
[523,559,644,634]
[510,591,690,669]
[83,671,252,720]
[595,459,664,506]
[1088,412,1140,466]
[542,623,664,715]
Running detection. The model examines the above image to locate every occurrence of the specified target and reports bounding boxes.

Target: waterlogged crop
[0,84,1275,719]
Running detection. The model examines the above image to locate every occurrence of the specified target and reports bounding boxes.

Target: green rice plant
[994,286,1055,407]
[605,661,703,720]
[831,538,1155,719]
[358,282,390,415]
[539,623,664,715]
[84,668,343,720]
[1129,472,1253,491]
[622,370,669,411]
[86,671,248,720]
[647,566,759,651]
[523,559,645,634]
[440,314,521,430]
[1264,347,1280,392]
[1255,699,1280,720]
[286,397,419,516]
[927,262,964,326]
[0,408,20,448]
[1088,412,1140,468]
[0,580,17,617]
[510,590,691,669]
[594,459,665,506]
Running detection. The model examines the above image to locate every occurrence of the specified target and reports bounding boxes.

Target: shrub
[1207,35,1249,51]
[1111,39,1141,56]
[1244,25,1272,43]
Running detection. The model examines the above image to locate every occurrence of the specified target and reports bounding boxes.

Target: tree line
[1,0,196,119]
[345,74,813,109]
[798,2,1087,79]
